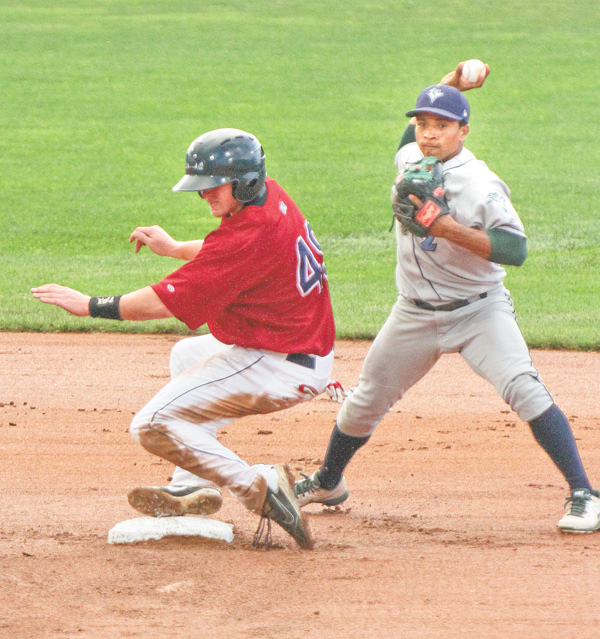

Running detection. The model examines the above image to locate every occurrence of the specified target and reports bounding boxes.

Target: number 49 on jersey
[296,222,326,296]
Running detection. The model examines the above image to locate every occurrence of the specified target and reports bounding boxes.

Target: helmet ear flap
[232,171,262,202]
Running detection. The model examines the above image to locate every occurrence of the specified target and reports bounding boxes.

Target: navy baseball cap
[406,84,470,123]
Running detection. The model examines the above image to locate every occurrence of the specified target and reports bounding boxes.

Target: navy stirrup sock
[317,424,370,490]
[528,404,592,491]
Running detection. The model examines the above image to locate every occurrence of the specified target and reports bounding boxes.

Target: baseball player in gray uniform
[294,62,600,533]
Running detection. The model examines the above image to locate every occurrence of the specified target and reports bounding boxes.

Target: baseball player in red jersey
[32,128,335,549]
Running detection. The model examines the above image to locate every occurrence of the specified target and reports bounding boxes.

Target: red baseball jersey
[152,178,335,356]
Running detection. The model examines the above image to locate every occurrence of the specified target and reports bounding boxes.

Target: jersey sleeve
[460,170,526,237]
[151,225,263,330]
[394,142,424,174]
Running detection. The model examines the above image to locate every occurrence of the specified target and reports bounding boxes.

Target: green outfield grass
[1,1,599,347]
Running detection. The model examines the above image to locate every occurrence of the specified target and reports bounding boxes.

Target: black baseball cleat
[127,485,223,517]
[253,464,315,550]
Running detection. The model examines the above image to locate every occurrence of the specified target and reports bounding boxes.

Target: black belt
[285,353,316,369]
[411,292,488,312]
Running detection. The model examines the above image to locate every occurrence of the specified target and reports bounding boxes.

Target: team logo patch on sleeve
[486,192,508,212]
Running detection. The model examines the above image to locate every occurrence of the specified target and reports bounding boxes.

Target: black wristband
[89,296,123,320]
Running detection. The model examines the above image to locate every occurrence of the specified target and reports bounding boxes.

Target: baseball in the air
[462,59,486,83]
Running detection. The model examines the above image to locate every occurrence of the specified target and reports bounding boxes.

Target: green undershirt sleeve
[398,123,416,150]
[486,227,527,266]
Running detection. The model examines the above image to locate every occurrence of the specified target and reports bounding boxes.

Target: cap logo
[426,87,444,103]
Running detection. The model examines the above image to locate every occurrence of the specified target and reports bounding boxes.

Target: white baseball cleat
[127,485,223,518]
[294,471,349,508]
[557,488,600,533]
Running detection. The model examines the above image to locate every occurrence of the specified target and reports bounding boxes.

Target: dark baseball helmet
[172,128,267,203]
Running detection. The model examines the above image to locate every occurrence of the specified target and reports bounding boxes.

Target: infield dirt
[2,333,600,639]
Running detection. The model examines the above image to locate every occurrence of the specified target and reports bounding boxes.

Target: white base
[107,516,234,544]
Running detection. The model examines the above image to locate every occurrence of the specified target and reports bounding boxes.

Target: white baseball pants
[130,334,333,512]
